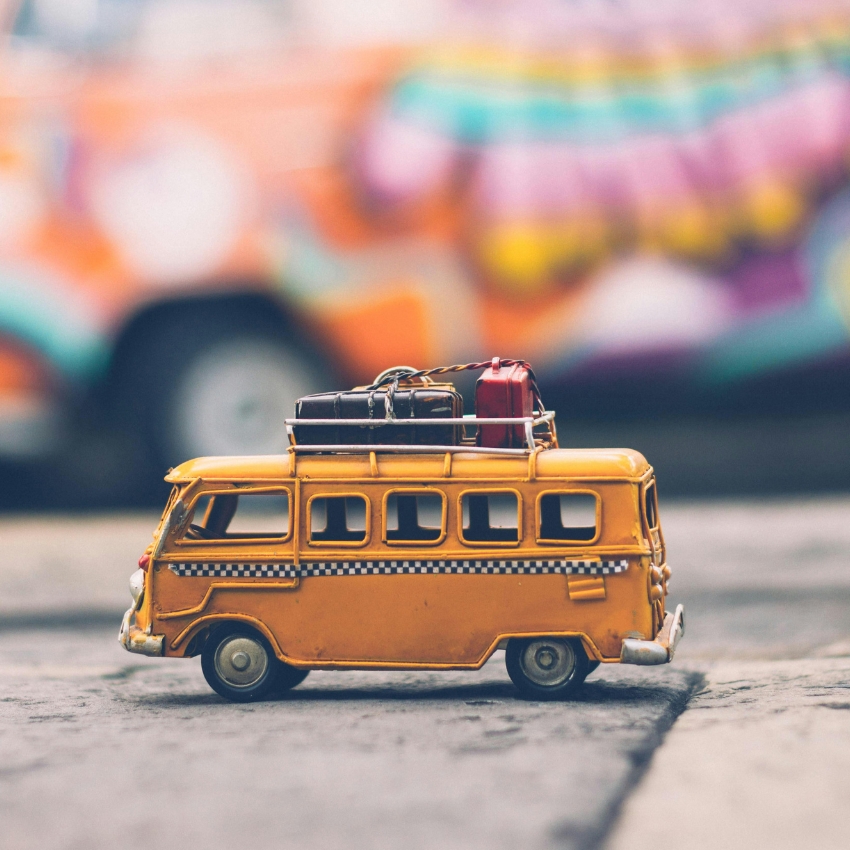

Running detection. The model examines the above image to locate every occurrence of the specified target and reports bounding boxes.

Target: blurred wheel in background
[11,298,331,509]
[111,297,330,477]
[164,335,323,462]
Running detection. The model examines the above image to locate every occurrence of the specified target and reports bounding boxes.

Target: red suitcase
[475,357,536,448]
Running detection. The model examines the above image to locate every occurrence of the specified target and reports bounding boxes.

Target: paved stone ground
[609,495,850,850]
[0,629,696,850]
[666,497,850,662]
[609,657,850,850]
[0,513,156,622]
[0,496,848,849]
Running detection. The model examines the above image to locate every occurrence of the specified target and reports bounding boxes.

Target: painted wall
[1,0,849,452]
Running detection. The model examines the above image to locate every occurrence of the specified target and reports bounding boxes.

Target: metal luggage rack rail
[284,411,557,455]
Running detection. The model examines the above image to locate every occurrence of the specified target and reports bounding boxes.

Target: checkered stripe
[169,563,292,578]
[169,559,629,579]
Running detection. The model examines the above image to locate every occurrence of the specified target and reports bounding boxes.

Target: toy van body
[120,409,684,700]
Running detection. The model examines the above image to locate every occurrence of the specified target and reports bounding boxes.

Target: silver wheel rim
[519,639,576,687]
[214,635,269,689]
[172,339,322,459]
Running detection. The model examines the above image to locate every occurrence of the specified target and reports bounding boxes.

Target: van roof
[165,448,651,484]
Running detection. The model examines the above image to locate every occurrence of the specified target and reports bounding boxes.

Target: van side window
[461,492,519,543]
[310,496,368,542]
[645,482,658,530]
[385,492,444,543]
[538,493,597,542]
[183,493,290,540]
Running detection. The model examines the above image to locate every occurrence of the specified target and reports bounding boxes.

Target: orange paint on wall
[0,342,52,391]
[313,286,433,380]
[292,169,383,248]
[27,217,131,303]
[478,281,587,358]
[292,168,464,250]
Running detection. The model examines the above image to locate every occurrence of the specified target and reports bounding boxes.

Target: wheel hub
[536,648,556,670]
[520,639,575,687]
[214,635,269,687]
[230,650,251,672]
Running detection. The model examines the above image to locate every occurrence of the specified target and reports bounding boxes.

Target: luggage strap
[366,359,545,420]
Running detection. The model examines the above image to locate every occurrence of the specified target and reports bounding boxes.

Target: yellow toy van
[119,363,684,701]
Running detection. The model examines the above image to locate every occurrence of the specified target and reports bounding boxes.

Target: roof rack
[284,411,556,453]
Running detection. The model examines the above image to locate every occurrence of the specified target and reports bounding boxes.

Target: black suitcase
[293,383,464,446]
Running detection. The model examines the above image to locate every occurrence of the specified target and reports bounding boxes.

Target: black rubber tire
[201,626,279,702]
[584,659,601,678]
[505,637,589,700]
[273,661,310,693]
[113,306,330,474]
[158,331,325,466]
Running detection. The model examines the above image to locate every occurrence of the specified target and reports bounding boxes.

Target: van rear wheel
[505,637,589,700]
[202,626,278,702]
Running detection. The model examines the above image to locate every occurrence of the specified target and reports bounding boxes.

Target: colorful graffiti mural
[350,0,850,377]
[1,0,850,464]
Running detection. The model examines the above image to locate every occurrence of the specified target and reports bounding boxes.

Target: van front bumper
[619,604,685,665]
[118,601,164,656]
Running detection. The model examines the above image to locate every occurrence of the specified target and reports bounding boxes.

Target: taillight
[139,553,151,571]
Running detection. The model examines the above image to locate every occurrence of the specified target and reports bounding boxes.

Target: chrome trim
[291,444,533,456]
[620,638,669,665]
[118,578,164,657]
[286,411,556,451]
[668,603,686,656]
[619,604,685,666]
[284,412,555,427]
[120,623,164,656]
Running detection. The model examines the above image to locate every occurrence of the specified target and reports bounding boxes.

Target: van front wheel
[505,637,589,700]
[274,661,310,693]
[202,627,278,702]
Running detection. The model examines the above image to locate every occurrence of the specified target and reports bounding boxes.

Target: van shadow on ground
[132,673,702,710]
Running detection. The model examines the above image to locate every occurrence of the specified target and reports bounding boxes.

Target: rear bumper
[118,602,164,656]
[620,604,685,665]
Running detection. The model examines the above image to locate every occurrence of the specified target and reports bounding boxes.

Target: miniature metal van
[120,400,684,701]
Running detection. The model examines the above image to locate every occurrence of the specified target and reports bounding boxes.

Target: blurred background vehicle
[1,0,850,505]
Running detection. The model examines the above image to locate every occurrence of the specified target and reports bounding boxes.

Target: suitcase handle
[371,366,432,386]
[368,367,436,420]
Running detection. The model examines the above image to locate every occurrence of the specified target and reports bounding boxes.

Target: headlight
[129,568,145,604]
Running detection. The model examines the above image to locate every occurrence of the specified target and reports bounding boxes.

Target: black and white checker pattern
[169,559,629,579]
[168,563,293,578]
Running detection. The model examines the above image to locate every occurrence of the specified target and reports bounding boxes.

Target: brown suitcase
[293,382,464,446]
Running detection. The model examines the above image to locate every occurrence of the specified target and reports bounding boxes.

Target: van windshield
[182,492,291,540]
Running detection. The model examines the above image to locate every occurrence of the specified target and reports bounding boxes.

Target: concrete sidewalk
[605,495,850,849]
[0,512,157,623]
[608,657,850,850]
